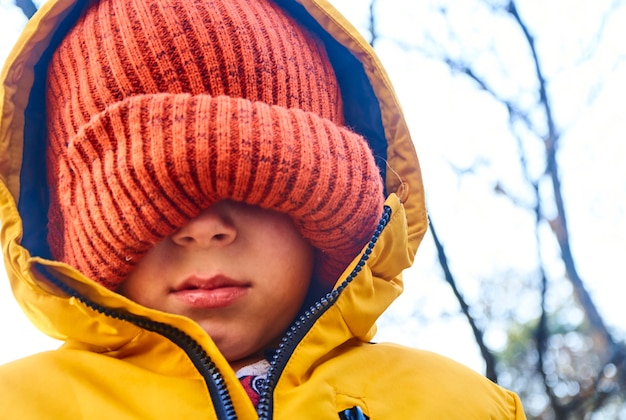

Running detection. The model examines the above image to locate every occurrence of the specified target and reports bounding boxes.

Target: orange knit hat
[46,0,384,289]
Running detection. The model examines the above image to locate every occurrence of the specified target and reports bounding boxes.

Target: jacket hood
[0,0,426,365]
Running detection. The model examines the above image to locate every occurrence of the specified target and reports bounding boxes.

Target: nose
[170,204,237,248]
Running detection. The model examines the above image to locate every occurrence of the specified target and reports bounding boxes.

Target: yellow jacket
[0,0,526,418]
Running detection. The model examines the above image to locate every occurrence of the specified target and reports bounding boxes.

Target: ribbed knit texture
[46,0,384,289]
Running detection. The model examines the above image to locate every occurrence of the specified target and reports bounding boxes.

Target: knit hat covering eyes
[46,0,385,289]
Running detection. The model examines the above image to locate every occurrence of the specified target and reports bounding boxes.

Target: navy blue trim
[18,1,93,260]
[339,406,369,420]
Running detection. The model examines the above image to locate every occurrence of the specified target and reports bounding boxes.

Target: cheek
[257,214,314,268]
[117,249,166,304]
[257,224,314,298]
[269,232,314,275]
[278,244,314,303]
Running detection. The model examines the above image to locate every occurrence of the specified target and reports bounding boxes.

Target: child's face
[117,200,314,369]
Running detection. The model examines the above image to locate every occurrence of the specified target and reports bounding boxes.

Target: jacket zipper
[256,205,391,420]
[37,205,391,420]
[37,265,238,420]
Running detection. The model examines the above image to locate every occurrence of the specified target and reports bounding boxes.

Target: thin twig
[15,0,37,19]
[428,215,499,383]
[507,0,615,352]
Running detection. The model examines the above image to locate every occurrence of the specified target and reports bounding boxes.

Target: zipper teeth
[256,205,392,420]
[37,265,237,420]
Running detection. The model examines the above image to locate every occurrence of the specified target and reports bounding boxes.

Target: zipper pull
[338,406,369,420]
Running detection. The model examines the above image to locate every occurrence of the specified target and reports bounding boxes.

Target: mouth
[171,275,250,309]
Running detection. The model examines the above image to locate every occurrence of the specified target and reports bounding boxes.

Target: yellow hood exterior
[0,0,525,419]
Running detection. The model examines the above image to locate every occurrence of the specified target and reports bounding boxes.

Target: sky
[328,0,626,362]
[0,0,625,378]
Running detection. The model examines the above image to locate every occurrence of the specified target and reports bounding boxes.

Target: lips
[171,275,249,309]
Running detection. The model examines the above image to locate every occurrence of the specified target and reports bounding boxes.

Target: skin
[117,200,314,371]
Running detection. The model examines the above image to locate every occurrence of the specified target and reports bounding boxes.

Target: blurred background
[1,0,625,418]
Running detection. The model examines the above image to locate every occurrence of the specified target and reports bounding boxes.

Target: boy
[0,0,526,418]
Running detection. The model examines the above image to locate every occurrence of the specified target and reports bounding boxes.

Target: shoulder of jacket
[327,342,526,419]
[0,351,82,417]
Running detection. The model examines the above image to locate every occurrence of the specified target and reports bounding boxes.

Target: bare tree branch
[507,0,615,353]
[428,215,499,383]
[15,0,37,19]
[367,0,378,47]
[370,0,626,413]
[443,58,538,136]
